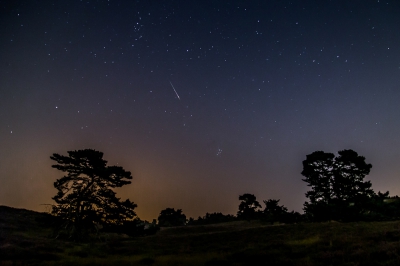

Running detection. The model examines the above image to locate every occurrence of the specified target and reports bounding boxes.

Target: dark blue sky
[1,0,400,220]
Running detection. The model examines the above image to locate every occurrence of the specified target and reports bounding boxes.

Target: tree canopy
[263,199,288,216]
[157,208,186,227]
[50,149,137,239]
[237,193,262,220]
[302,149,373,221]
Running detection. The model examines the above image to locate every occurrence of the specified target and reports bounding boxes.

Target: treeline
[158,192,400,228]
[301,149,400,222]
[158,195,301,227]
[48,148,400,241]
[159,149,400,226]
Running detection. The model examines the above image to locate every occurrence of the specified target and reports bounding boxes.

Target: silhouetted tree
[263,199,288,216]
[263,199,287,222]
[364,191,390,220]
[302,149,374,221]
[50,149,137,240]
[362,192,400,221]
[237,193,262,220]
[261,199,302,224]
[157,208,186,227]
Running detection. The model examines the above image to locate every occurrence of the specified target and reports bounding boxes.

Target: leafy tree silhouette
[302,149,373,221]
[157,208,186,227]
[263,199,288,216]
[50,149,137,240]
[237,193,262,220]
[262,199,301,224]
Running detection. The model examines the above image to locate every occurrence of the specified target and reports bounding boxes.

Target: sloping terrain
[0,206,65,263]
[2,205,400,265]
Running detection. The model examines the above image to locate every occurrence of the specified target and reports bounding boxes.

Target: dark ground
[2,205,400,265]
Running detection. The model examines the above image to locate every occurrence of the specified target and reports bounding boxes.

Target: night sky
[1,1,400,221]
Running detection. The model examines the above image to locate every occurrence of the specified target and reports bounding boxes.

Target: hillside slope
[2,206,400,265]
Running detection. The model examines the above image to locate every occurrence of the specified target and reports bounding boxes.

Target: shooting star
[169,81,180,100]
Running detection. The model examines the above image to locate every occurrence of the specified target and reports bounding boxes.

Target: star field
[1,1,400,220]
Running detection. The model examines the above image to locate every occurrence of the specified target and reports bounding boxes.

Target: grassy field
[2,206,400,265]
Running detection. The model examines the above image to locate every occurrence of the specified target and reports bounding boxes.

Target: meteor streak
[169,81,180,100]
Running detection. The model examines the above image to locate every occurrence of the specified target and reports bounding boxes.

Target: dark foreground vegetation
[3,148,399,264]
[2,206,400,265]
